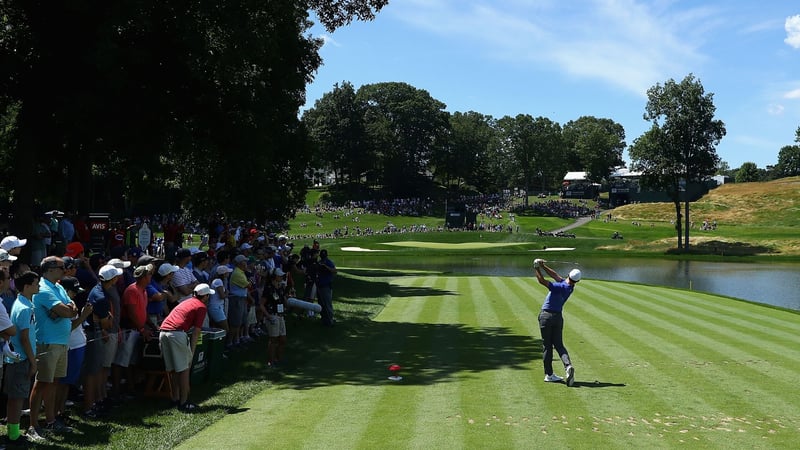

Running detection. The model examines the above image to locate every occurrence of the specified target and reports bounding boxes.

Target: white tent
[563,171,588,181]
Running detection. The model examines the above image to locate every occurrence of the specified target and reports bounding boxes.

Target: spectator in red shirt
[115,264,155,396]
[159,283,211,412]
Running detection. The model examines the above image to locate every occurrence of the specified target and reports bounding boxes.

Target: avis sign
[88,213,110,253]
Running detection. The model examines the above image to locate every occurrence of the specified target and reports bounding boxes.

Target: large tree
[630,74,725,251]
[302,81,370,185]
[356,82,450,196]
[0,0,387,235]
[562,116,626,182]
[735,162,762,183]
[775,127,800,177]
[496,115,564,206]
[434,111,496,192]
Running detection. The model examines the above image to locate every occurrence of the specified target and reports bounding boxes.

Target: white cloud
[767,104,784,115]
[320,34,341,48]
[391,0,710,97]
[784,88,800,99]
[786,15,800,49]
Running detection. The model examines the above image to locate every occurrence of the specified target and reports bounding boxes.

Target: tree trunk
[684,200,691,251]
[673,201,683,249]
[10,104,43,264]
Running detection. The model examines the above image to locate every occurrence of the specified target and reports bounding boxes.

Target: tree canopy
[0,0,388,232]
[629,74,725,250]
[562,116,626,182]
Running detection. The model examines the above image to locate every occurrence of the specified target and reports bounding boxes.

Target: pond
[335,254,800,312]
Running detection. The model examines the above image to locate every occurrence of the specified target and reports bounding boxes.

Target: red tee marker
[388,364,402,381]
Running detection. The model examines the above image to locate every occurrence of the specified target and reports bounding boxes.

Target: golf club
[539,260,581,266]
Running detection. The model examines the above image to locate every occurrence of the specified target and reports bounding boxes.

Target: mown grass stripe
[592,282,800,362]
[595,280,799,336]
[464,277,571,449]
[407,276,466,449]
[566,311,774,448]
[589,282,800,389]
[524,280,686,448]
[179,273,800,450]
[409,277,470,448]
[638,284,799,340]
[358,275,447,448]
[656,288,800,338]
[377,275,441,322]
[487,277,632,449]
[577,283,798,419]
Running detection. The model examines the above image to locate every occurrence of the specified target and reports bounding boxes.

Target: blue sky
[303,0,800,170]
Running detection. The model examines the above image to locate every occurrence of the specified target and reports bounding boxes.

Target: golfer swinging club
[533,258,580,387]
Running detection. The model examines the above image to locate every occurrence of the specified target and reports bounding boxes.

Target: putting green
[384,241,519,250]
[177,275,800,449]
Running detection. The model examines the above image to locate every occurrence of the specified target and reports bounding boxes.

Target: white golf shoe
[565,366,575,387]
[544,373,563,382]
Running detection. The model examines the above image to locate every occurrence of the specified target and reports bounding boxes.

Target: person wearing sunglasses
[29,257,79,435]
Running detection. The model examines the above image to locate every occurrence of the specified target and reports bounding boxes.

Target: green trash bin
[202,327,227,381]
[190,331,209,384]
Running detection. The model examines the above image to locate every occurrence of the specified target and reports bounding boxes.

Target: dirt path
[550,215,595,233]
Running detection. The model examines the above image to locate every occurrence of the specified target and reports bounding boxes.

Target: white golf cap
[108,258,131,269]
[158,263,180,277]
[569,269,582,282]
[194,283,215,296]
[98,265,124,282]
[216,265,233,275]
[0,249,17,262]
[0,236,26,251]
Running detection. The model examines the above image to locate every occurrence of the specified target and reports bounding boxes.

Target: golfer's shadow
[570,380,626,388]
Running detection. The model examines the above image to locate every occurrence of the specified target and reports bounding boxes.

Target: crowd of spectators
[511,199,596,219]
[0,214,338,445]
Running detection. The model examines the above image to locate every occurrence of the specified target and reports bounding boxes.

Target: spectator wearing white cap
[172,248,198,302]
[0,236,27,258]
[0,248,17,267]
[82,264,120,418]
[158,283,212,412]
[147,263,178,326]
[108,257,134,298]
[209,266,231,348]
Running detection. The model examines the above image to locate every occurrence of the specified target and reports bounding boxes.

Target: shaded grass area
[33,271,392,449]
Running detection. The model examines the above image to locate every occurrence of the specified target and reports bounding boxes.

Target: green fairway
[178,273,800,449]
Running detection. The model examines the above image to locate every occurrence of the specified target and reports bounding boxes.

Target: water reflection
[336,254,800,311]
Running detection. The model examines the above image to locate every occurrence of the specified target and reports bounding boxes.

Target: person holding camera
[533,258,580,387]
[260,268,288,368]
[317,249,337,327]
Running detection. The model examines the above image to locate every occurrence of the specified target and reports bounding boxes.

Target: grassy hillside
[603,177,800,256]
[610,176,800,227]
